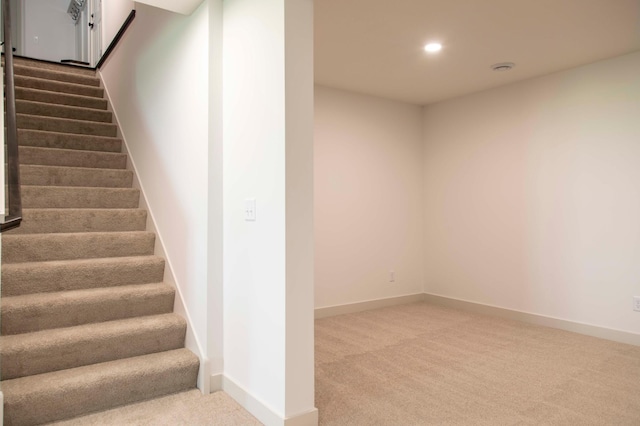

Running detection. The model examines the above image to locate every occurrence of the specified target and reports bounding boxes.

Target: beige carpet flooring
[42,302,640,425]
[48,390,261,425]
[315,302,640,425]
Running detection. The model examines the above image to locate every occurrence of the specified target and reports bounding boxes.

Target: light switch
[245,198,256,221]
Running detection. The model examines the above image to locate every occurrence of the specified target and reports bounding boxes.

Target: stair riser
[16,87,108,110]
[19,146,127,169]
[17,100,113,123]
[14,65,101,87]
[2,257,165,297]
[9,209,146,234]
[15,75,104,98]
[2,232,155,263]
[2,316,185,379]
[22,186,140,209]
[13,57,97,77]
[18,114,117,137]
[21,165,133,188]
[2,285,175,336]
[18,129,122,152]
[2,350,199,426]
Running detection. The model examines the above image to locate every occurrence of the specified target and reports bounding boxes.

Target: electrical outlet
[389,271,395,283]
[634,296,640,312]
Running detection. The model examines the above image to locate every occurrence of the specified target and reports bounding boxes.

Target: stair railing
[1,0,22,232]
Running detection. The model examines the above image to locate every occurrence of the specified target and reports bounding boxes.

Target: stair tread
[19,146,127,169]
[14,64,101,87]
[18,129,122,153]
[2,348,199,425]
[1,313,185,379]
[2,312,183,345]
[2,282,175,335]
[15,75,104,98]
[23,185,140,209]
[2,255,165,296]
[2,231,156,263]
[12,207,146,234]
[16,86,108,110]
[2,254,164,270]
[18,113,118,137]
[2,282,173,311]
[20,164,133,188]
[13,57,97,77]
[16,99,113,123]
[21,163,130,173]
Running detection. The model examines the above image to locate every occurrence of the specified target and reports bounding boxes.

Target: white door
[88,0,102,66]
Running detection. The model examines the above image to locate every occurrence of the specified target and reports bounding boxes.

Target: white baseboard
[423,293,640,347]
[99,72,208,390]
[315,293,425,319]
[209,373,223,393]
[315,292,639,347]
[220,375,318,426]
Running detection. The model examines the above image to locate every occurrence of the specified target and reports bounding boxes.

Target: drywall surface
[423,51,640,334]
[135,0,203,15]
[223,0,315,422]
[315,86,424,309]
[102,0,134,54]
[23,0,77,62]
[99,2,211,361]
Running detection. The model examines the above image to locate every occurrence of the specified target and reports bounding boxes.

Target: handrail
[96,9,135,70]
[1,0,22,233]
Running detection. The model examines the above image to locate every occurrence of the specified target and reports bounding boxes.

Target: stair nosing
[15,74,103,91]
[16,86,108,110]
[16,99,112,121]
[17,112,117,129]
[14,64,101,87]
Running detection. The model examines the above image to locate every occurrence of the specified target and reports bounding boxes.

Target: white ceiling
[314,0,640,105]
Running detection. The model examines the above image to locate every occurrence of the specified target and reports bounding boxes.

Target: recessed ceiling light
[491,62,515,72]
[424,42,442,53]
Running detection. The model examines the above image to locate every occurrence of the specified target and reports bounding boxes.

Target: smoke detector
[491,62,515,72]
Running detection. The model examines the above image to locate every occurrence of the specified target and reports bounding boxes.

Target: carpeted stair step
[15,75,104,98]
[18,129,122,152]
[13,57,97,77]
[18,114,117,137]
[1,283,175,336]
[13,64,101,87]
[2,231,155,263]
[23,186,140,208]
[10,208,146,234]
[2,348,199,425]
[19,146,127,169]
[17,99,112,123]
[1,313,186,379]
[16,87,108,110]
[1,256,165,297]
[21,165,133,188]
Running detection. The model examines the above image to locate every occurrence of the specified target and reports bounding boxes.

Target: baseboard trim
[315,293,425,319]
[222,376,318,426]
[209,373,223,393]
[99,72,208,390]
[423,293,640,346]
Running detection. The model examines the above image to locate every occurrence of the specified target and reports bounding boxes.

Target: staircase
[1,58,199,425]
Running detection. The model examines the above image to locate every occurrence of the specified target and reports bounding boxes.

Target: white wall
[23,0,76,62]
[98,1,212,378]
[101,0,134,54]
[423,51,640,335]
[314,86,424,309]
[223,0,316,423]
